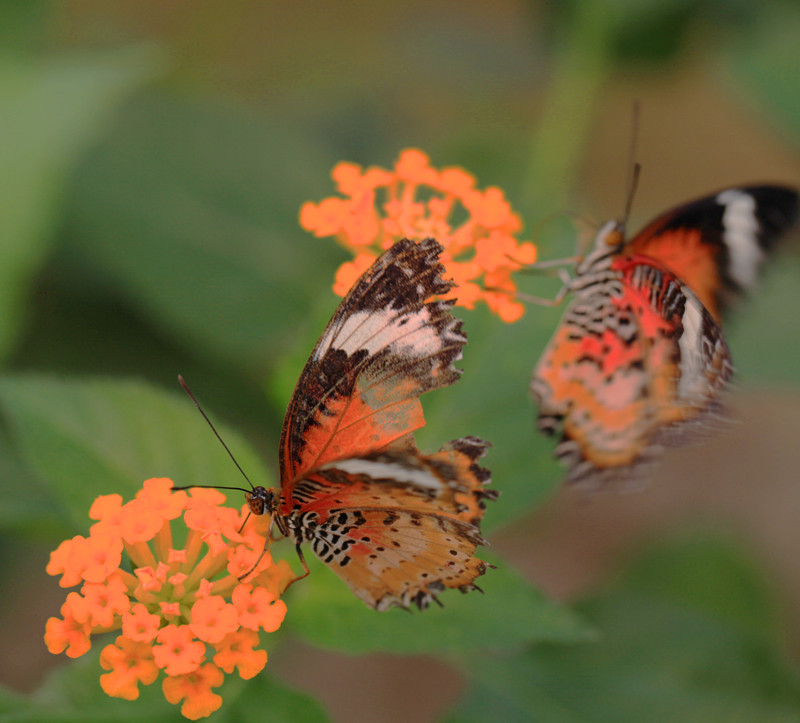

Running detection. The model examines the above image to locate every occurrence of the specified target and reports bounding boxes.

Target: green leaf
[15,645,328,722]
[65,94,344,374]
[726,257,800,387]
[447,538,800,723]
[724,3,800,138]
[0,682,28,715]
[21,648,183,721]
[225,674,330,723]
[0,375,272,533]
[622,533,779,637]
[285,553,592,655]
[0,47,160,361]
[0,422,68,534]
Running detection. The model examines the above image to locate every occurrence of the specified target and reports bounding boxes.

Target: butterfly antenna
[622,100,642,231]
[178,374,255,492]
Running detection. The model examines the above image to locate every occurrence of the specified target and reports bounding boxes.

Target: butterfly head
[575,219,626,275]
[244,486,280,517]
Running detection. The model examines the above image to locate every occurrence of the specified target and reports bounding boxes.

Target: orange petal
[153,624,206,676]
[232,584,287,633]
[189,596,239,644]
[212,629,267,679]
[44,607,92,658]
[162,663,225,720]
[332,254,377,297]
[121,603,161,643]
[395,149,437,184]
[99,636,159,700]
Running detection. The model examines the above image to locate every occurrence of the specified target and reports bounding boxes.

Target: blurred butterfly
[182,238,495,611]
[530,184,798,487]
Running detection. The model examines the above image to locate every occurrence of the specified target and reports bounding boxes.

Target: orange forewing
[279,238,464,486]
[625,227,722,321]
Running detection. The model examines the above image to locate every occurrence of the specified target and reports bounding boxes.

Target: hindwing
[282,438,495,610]
[532,258,733,486]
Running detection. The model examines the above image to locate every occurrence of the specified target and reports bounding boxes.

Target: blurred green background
[2,1,800,721]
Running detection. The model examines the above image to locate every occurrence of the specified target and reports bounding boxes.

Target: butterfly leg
[489,268,573,307]
[237,511,278,581]
[283,543,311,592]
[515,270,572,307]
[238,537,271,582]
[514,255,582,272]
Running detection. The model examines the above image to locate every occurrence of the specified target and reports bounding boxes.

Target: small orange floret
[332,254,377,297]
[44,605,92,658]
[121,603,161,643]
[81,531,123,584]
[189,596,239,644]
[159,601,182,619]
[47,537,85,588]
[153,624,206,676]
[183,494,226,534]
[301,147,537,322]
[300,198,348,237]
[118,500,164,545]
[79,573,130,628]
[196,578,215,598]
[395,148,438,184]
[100,636,159,700]
[133,565,164,594]
[162,663,225,721]
[45,478,290,719]
[226,543,267,579]
[484,267,526,323]
[213,629,267,679]
[232,584,288,633]
[252,558,295,598]
[89,494,123,524]
[136,478,188,520]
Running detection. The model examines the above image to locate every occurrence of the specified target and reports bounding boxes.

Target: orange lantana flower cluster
[44,478,294,720]
[300,148,537,322]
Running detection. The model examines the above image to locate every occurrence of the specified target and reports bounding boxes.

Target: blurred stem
[525,4,614,210]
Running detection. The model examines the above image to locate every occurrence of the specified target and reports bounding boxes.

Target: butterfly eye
[604,224,626,248]
[591,219,625,251]
[245,487,275,516]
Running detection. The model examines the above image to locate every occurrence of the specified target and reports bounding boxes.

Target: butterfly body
[532,185,798,486]
[242,238,494,610]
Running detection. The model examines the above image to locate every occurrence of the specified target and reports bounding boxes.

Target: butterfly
[183,237,495,611]
[530,184,799,487]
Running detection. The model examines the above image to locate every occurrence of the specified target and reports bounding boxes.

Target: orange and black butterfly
[185,238,495,610]
[531,185,798,486]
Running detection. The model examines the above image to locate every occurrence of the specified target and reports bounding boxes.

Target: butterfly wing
[281,437,495,610]
[624,185,798,321]
[280,237,466,485]
[532,257,733,486]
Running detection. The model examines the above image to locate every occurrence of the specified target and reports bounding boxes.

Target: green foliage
[287,553,592,654]
[0,376,272,533]
[64,94,345,374]
[445,537,800,723]
[0,646,329,722]
[725,3,800,134]
[0,47,159,362]
[1,1,799,721]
